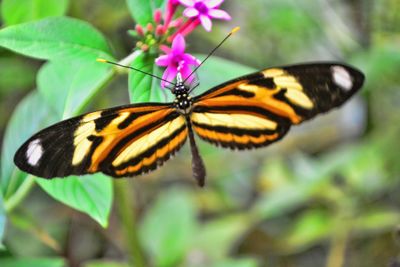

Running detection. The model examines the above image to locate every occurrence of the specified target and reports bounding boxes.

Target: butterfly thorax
[173,82,193,115]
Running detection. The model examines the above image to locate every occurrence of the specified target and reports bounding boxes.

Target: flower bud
[156,25,165,36]
[141,44,149,52]
[153,9,162,24]
[135,24,144,36]
[146,23,154,32]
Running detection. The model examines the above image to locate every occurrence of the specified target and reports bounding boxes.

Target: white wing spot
[332,66,353,91]
[26,139,43,166]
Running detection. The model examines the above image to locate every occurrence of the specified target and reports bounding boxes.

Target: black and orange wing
[191,63,364,149]
[14,103,188,178]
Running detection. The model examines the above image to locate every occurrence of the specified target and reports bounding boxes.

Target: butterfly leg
[185,117,206,187]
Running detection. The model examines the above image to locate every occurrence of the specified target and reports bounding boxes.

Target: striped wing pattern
[14,103,187,178]
[14,62,364,185]
[191,63,364,149]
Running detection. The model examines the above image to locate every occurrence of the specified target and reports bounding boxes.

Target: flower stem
[113,180,146,267]
[118,50,143,70]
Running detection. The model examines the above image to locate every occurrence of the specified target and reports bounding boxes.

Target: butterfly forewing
[14,103,187,178]
[191,63,364,149]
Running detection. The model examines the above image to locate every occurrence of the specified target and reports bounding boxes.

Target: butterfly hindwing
[191,63,364,149]
[14,103,187,178]
[191,100,291,149]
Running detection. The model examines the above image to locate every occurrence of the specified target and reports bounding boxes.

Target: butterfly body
[172,81,194,115]
[14,63,364,187]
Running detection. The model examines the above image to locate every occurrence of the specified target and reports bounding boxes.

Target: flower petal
[162,66,177,88]
[199,15,212,31]
[183,7,199,18]
[182,53,201,66]
[206,0,224,8]
[179,0,194,7]
[155,55,170,66]
[208,9,231,20]
[171,34,186,55]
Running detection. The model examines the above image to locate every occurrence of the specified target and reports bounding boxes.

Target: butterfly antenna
[96,58,176,88]
[183,26,240,84]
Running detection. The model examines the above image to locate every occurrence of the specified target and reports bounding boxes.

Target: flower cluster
[132,0,231,88]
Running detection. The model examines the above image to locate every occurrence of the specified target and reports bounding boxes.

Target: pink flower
[155,34,200,88]
[179,0,231,32]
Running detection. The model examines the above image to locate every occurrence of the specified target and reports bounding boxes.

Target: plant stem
[326,221,350,267]
[119,50,142,68]
[113,180,146,267]
[4,175,35,212]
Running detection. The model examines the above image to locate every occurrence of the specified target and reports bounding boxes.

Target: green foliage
[211,258,259,267]
[0,58,35,95]
[0,257,65,267]
[84,261,129,267]
[140,189,197,267]
[129,52,166,102]
[355,43,400,92]
[0,15,116,228]
[191,214,251,260]
[38,60,113,118]
[284,209,333,250]
[126,0,166,25]
[0,17,112,61]
[1,92,56,199]
[1,0,69,26]
[36,175,112,227]
[0,193,5,249]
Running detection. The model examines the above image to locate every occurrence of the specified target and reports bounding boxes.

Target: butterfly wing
[191,63,364,149]
[14,103,188,178]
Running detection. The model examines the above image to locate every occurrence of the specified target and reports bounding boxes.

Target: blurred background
[1,0,400,267]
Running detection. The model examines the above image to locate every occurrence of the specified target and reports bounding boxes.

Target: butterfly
[14,62,364,187]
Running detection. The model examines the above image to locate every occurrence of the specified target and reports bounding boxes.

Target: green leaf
[354,209,400,234]
[36,174,113,228]
[195,55,255,94]
[211,258,259,267]
[192,214,250,260]
[1,92,56,198]
[1,0,69,26]
[0,257,65,267]
[283,209,333,251]
[126,0,166,25]
[0,17,112,61]
[0,193,6,249]
[84,260,129,267]
[253,158,312,220]
[38,60,114,118]
[140,189,197,267]
[354,44,400,91]
[128,51,166,103]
